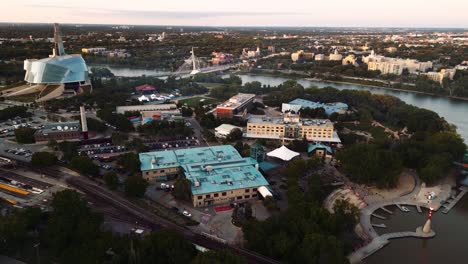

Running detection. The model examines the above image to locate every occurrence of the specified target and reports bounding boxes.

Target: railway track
[66,177,280,264]
[3,157,280,264]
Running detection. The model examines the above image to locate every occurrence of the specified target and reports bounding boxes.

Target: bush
[117,153,141,175]
[172,178,192,202]
[70,156,100,177]
[263,196,279,211]
[31,152,57,167]
[103,171,119,190]
[124,175,148,197]
[14,127,36,144]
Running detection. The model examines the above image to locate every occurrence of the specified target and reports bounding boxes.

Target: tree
[181,107,194,117]
[117,153,141,175]
[44,190,104,263]
[14,127,35,144]
[70,156,100,177]
[103,171,119,190]
[31,152,57,167]
[227,128,243,142]
[124,175,148,197]
[138,230,197,263]
[111,132,128,145]
[57,141,79,161]
[192,250,247,264]
[173,177,192,202]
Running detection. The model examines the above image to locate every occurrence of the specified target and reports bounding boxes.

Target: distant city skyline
[1,0,468,28]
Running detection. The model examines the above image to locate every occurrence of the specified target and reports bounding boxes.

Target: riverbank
[242,70,468,102]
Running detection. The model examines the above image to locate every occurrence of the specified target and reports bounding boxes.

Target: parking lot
[78,142,128,157]
[143,136,201,151]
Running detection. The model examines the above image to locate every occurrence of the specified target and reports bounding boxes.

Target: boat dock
[348,229,436,264]
[380,206,393,214]
[442,186,468,214]
[416,205,422,213]
[395,204,409,212]
[371,213,386,220]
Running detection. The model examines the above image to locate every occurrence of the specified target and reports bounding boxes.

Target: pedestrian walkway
[442,186,468,214]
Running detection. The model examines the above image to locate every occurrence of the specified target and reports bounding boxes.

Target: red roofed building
[135,84,156,93]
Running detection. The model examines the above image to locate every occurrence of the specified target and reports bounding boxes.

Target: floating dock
[416,205,422,213]
[380,206,393,214]
[442,186,468,214]
[371,213,386,220]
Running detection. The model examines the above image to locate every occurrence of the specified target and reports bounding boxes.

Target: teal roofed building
[139,145,269,207]
[308,143,333,158]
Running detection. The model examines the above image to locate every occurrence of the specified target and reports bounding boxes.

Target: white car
[182,210,192,217]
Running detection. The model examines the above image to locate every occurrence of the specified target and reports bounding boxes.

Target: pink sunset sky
[1,0,467,27]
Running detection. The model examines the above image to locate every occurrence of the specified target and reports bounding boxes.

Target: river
[91,65,171,77]
[236,74,468,142]
[100,67,468,141]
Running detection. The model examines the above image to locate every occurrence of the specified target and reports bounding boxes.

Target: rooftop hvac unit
[151,157,156,164]
[205,165,214,172]
[194,181,200,187]
[57,126,63,131]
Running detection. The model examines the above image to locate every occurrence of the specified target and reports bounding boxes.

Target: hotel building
[245,115,340,143]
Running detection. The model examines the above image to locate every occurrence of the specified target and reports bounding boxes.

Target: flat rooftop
[116,104,177,113]
[139,145,268,194]
[35,121,80,135]
[216,93,255,110]
[286,99,348,115]
[248,116,333,127]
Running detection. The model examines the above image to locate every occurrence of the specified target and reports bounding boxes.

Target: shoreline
[243,71,468,102]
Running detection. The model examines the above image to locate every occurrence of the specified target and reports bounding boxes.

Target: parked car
[182,210,192,217]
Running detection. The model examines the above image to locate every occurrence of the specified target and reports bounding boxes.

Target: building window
[145,172,149,175]
[206,194,211,198]
[253,188,257,192]
[160,169,165,173]
[252,194,257,197]
[237,196,243,200]
[245,195,250,199]
[245,189,250,193]
[214,193,219,197]
[222,192,227,196]
[198,196,202,199]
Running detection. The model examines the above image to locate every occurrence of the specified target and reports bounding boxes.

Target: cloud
[26,4,310,19]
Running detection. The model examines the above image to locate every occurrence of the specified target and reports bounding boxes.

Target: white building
[215,124,242,138]
[342,54,359,66]
[329,50,343,61]
[364,50,433,75]
[315,54,326,61]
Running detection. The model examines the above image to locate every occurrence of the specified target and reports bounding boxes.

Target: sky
[1,0,467,28]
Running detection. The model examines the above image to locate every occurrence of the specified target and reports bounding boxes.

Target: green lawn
[344,123,389,141]
[178,96,218,107]
[196,82,225,89]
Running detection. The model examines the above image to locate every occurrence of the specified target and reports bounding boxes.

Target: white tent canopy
[267,145,300,161]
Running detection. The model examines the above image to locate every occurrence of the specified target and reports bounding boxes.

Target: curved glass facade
[24,54,89,84]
